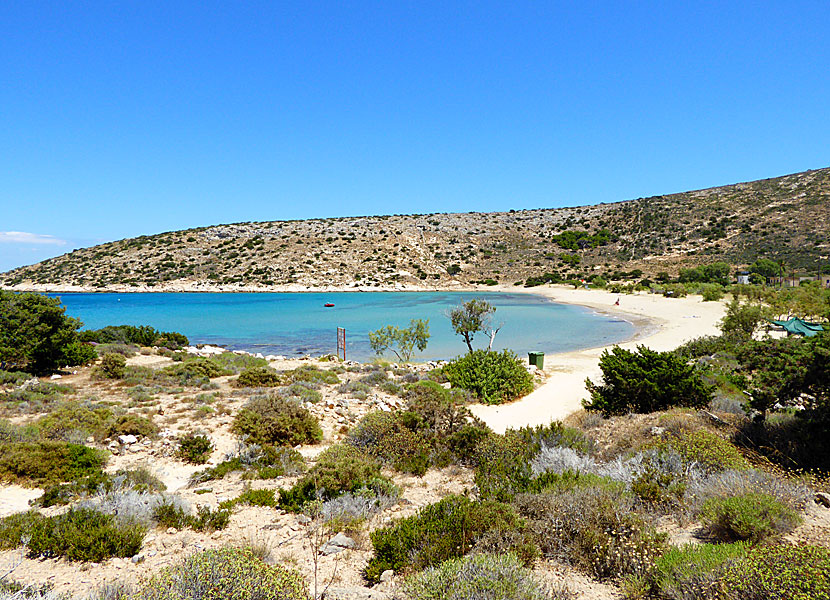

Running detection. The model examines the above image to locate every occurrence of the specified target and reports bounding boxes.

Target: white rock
[380,570,394,583]
[50,374,62,380]
[329,532,356,549]
[119,434,138,445]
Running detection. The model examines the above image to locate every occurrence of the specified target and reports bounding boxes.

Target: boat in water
[324,303,335,307]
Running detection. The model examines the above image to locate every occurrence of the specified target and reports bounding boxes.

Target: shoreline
[468,284,726,432]
[6,281,725,432]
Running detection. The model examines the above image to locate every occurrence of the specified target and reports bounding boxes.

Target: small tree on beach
[369,319,430,362]
[584,345,713,416]
[447,299,501,354]
[0,291,96,374]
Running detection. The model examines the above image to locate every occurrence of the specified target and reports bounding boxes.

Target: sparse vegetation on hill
[3,167,829,290]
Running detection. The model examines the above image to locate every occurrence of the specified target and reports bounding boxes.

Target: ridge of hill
[3,167,829,291]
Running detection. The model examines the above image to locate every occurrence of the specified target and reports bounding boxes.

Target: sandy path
[469,285,726,433]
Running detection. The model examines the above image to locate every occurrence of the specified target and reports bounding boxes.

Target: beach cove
[470,284,726,432]
[50,284,726,430]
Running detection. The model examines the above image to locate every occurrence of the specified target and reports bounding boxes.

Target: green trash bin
[528,351,544,369]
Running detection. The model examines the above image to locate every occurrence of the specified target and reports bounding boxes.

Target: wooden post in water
[336,327,346,361]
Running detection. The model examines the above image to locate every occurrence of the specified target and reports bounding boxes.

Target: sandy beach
[469,284,726,433]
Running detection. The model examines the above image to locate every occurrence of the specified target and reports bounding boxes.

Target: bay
[52,292,635,362]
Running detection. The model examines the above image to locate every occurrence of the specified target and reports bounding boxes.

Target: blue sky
[2,1,829,272]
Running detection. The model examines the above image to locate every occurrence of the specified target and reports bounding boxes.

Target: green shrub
[80,324,188,349]
[190,445,304,484]
[474,432,533,501]
[152,500,191,530]
[134,548,306,600]
[176,433,214,464]
[700,284,725,302]
[36,471,111,507]
[443,350,533,404]
[0,441,107,486]
[107,413,159,438]
[98,353,127,379]
[0,291,95,374]
[281,365,339,385]
[189,505,231,532]
[207,351,268,373]
[159,358,231,385]
[0,508,145,562]
[655,430,749,472]
[650,542,749,600]
[662,283,688,298]
[347,381,491,474]
[347,411,431,475]
[365,494,532,583]
[584,345,713,416]
[698,492,801,543]
[0,381,73,415]
[278,444,396,512]
[474,423,592,501]
[720,545,830,600]
[232,395,322,447]
[280,382,321,403]
[152,501,230,532]
[222,488,277,509]
[0,369,31,385]
[403,552,550,600]
[33,402,113,441]
[233,367,282,388]
[36,467,166,508]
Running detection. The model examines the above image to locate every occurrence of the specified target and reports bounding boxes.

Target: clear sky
[2,1,829,272]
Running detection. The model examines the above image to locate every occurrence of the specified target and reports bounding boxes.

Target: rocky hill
[3,167,829,291]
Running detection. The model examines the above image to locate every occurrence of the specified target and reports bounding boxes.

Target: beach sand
[469,285,726,433]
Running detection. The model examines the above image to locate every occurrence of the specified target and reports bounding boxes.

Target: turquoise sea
[52,292,635,362]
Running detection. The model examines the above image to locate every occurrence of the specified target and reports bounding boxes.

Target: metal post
[336,327,346,361]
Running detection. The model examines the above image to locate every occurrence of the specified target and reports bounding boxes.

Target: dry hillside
[3,167,829,291]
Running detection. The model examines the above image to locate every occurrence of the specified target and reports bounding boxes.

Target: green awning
[770,317,825,337]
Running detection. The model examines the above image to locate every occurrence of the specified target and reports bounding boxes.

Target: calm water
[52,292,634,362]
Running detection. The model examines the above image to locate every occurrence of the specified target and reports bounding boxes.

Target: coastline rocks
[184,345,226,356]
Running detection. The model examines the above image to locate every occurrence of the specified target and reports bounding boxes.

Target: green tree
[0,291,96,374]
[368,319,430,361]
[702,262,731,286]
[720,297,768,339]
[448,299,498,353]
[584,345,713,416]
[748,258,782,279]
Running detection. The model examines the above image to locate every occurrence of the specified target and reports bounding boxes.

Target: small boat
[324,303,335,308]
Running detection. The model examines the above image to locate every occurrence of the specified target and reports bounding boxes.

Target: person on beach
[614,297,620,306]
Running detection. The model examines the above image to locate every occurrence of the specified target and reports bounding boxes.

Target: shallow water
[53,292,635,362]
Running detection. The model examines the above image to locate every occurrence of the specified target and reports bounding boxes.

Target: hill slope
[3,167,829,291]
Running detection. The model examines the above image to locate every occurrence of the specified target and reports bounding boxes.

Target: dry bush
[514,485,667,582]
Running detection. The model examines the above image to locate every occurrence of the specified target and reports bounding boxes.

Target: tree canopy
[584,345,713,416]
[0,291,96,374]
[368,319,430,362]
[448,299,498,354]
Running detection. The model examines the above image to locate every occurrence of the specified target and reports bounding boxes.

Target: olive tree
[447,299,501,354]
[369,319,430,362]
